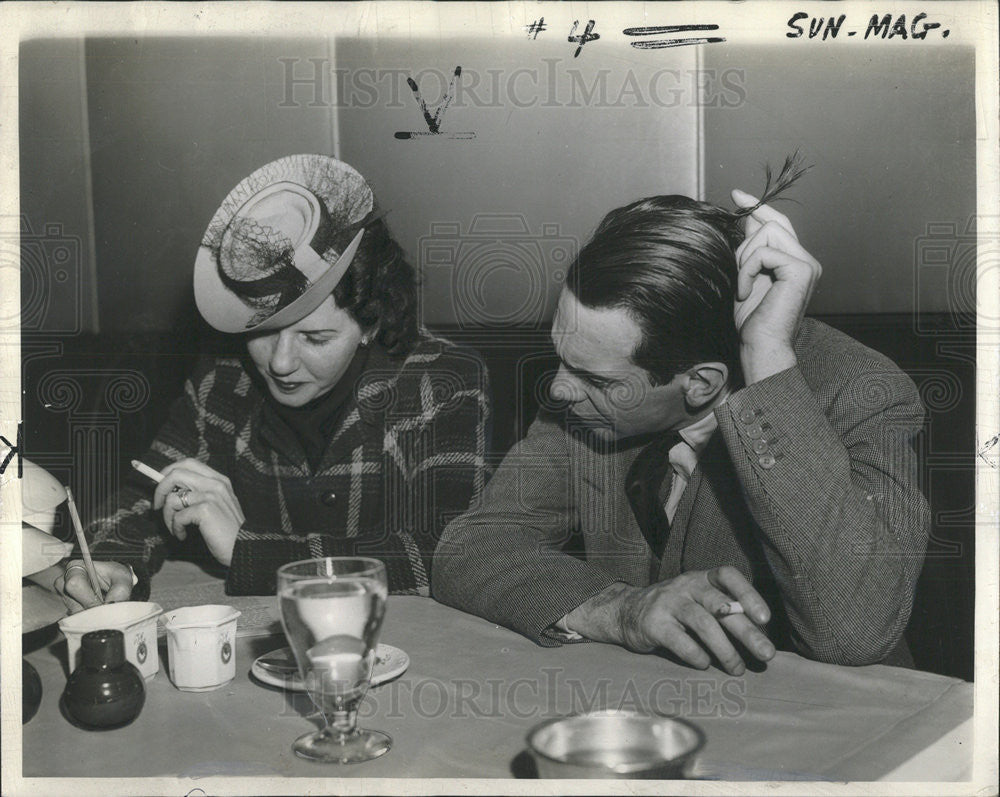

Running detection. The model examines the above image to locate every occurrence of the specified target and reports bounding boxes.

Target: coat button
[319,490,337,506]
[738,408,757,425]
[752,439,769,454]
[746,424,763,439]
[758,453,776,469]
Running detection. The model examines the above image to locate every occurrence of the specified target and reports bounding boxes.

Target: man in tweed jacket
[80,336,489,599]
[433,186,928,671]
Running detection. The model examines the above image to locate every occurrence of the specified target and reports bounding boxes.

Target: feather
[733,151,812,218]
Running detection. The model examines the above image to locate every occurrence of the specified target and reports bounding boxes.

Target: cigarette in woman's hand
[131,459,164,484]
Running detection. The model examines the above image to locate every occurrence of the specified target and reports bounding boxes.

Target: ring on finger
[177,489,192,509]
[65,562,89,578]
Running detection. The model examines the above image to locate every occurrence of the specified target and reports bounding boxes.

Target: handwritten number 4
[568,20,600,58]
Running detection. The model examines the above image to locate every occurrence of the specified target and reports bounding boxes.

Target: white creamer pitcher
[163,605,241,692]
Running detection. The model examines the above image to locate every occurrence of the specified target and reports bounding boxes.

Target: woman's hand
[53,559,135,614]
[152,459,245,567]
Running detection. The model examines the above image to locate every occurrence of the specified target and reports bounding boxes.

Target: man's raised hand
[731,188,822,384]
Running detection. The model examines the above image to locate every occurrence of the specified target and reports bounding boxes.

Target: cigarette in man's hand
[131,459,164,484]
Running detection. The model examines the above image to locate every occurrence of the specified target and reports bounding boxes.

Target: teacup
[163,605,241,692]
[59,601,163,681]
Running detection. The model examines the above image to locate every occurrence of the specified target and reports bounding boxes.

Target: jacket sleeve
[226,352,492,597]
[432,411,621,646]
[85,362,216,598]
[715,361,929,665]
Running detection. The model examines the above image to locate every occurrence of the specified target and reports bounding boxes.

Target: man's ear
[682,362,729,409]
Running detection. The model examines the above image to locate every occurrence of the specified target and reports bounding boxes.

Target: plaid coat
[433,320,929,666]
[88,335,490,596]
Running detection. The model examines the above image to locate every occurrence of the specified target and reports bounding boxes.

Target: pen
[131,459,164,484]
[64,486,105,601]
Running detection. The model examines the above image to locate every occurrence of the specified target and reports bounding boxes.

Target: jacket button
[752,439,769,455]
[758,453,776,469]
[319,490,337,506]
[738,408,757,425]
[746,424,763,439]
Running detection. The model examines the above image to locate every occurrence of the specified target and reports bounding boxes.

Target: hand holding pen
[55,486,135,613]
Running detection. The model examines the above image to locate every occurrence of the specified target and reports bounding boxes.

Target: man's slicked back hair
[566,155,808,386]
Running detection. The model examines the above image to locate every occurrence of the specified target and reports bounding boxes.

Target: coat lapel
[657,465,704,581]
[318,343,397,472]
[657,432,756,582]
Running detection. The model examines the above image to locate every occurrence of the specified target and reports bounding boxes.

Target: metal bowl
[527,710,705,779]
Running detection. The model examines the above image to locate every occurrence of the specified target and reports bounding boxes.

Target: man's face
[549,290,688,441]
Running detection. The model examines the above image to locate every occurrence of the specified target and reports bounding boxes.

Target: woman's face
[245,296,364,407]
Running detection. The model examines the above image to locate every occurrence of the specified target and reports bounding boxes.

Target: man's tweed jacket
[433,319,929,666]
[87,335,490,597]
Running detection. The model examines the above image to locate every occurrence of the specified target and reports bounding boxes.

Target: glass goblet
[277,557,391,763]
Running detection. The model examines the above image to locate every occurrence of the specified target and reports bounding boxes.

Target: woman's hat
[193,154,375,333]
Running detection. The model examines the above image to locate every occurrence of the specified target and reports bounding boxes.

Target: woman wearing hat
[53,154,490,611]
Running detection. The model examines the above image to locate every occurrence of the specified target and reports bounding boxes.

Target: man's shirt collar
[677,409,719,455]
[669,392,728,480]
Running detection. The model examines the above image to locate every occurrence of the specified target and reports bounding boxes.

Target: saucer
[251,644,409,691]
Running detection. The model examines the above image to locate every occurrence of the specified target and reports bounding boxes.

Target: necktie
[664,439,699,522]
[624,432,681,563]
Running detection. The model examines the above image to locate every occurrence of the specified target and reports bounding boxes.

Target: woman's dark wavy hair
[326,208,420,357]
[566,154,810,386]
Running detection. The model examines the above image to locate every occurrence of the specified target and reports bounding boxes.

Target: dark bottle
[62,629,145,729]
